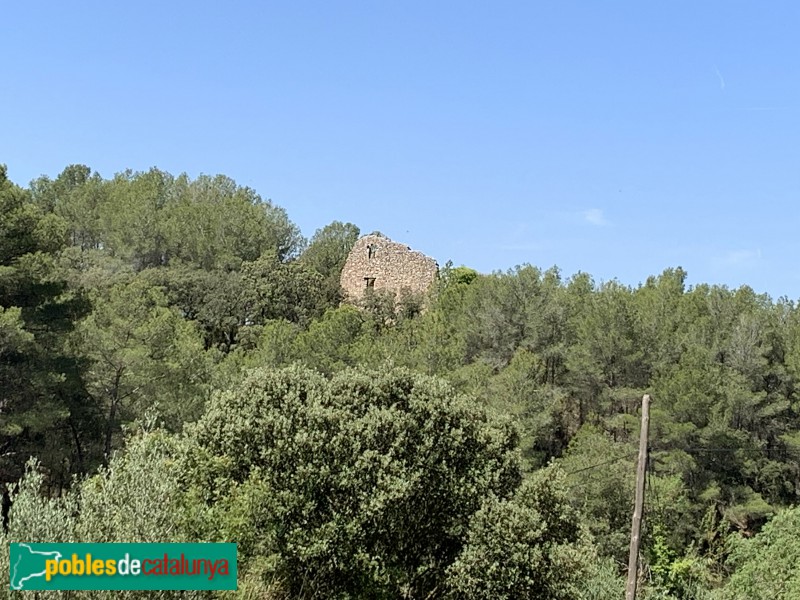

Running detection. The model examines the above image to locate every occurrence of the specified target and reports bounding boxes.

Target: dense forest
[2,163,799,599]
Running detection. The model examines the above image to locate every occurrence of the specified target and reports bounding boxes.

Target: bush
[719,505,800,600]
[447,465,594,600]
[182,364,522,599]
[2,426,203,600]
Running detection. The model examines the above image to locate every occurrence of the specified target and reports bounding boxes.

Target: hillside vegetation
[2,164,799,599]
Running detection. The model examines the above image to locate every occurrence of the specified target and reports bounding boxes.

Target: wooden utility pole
[625,394,651,600]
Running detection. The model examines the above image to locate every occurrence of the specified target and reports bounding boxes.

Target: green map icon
[9,543,62,590]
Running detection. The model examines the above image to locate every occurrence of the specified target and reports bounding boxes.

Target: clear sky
[3,2,799,299]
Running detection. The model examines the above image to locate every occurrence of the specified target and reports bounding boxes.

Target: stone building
[340,233,438,302]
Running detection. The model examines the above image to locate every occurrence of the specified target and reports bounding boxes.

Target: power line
[564,447,739,479]
[565,453,636,476]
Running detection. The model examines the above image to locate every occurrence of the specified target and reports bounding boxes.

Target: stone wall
[340,233,438,302]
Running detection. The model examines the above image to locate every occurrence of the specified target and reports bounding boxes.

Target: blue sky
[3,2,800,299]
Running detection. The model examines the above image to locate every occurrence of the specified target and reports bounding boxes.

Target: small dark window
[367,244,376,259]
[364,277,376,289]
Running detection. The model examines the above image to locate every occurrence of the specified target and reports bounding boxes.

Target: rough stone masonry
[340,233,438,303]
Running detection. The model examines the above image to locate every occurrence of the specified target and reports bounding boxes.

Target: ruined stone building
[340,233,438,302]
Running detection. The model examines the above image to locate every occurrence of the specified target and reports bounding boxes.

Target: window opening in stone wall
[367,244,376,259]
[364,277,376,289]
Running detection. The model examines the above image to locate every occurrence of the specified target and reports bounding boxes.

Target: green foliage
[1,168,67,261]
[182,364,522,599]
[292,305,372,374]
[0,166,91,484]
[1,426,204,600]
[446,464,594,600]
[403,269,476,374]
[141,264,251,352]
[443,264,479,287]
[31,166,304,270]
[644,475,698,566]
[719,506,800,599]
[4,458,78,543]
[74,276,210,457]
[578,557,625,600]
[75,425,186,544]
[558,425,635,562]
[241,252,327,326]
[646,523,718,599]
[300,220,360,304]
[161,173,303,268]
[30,164,106,251]
[9,163,800,597]
[485,348,571,469]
